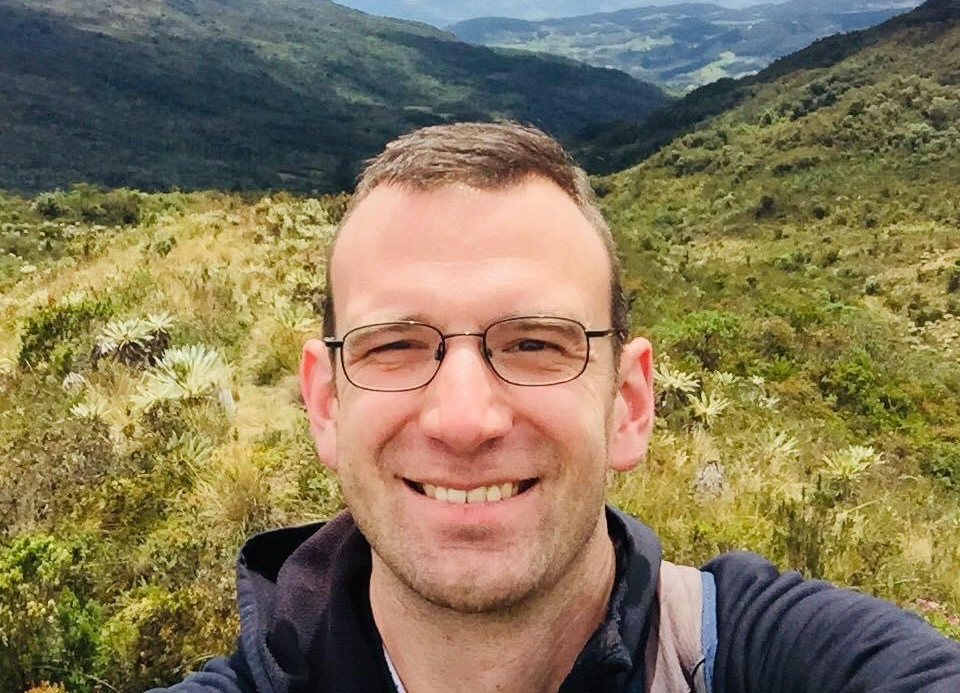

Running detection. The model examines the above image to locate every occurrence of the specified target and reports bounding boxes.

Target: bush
[947,264,960,294]
[817,350,915,428]
[652,310,741,370]
[96,585,205,690]
[754,194,776,218]
[0,534,103,693]
[919,441,960,491]
[27,185,145,226]
[0,411,118,534]
[17,296,113,372]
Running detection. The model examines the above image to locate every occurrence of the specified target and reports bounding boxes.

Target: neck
[370,514,617,693]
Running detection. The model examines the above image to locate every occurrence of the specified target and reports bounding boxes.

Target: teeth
[420,481,527,503]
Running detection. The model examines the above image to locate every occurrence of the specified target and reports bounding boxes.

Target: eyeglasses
[323,316,617,392]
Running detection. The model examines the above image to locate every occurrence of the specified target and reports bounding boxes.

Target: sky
[334,0,794,26]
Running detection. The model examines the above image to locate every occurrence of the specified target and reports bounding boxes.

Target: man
[152,122,960,692]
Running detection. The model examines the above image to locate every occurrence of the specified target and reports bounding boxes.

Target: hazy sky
[335,0,793,26]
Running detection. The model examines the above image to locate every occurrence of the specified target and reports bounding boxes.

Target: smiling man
[152,122,960,693]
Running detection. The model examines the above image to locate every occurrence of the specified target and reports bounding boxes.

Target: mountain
[334,0,793,26]
[4,3,960,685]
[572,0,957,173]
[3,3,960,688]
[449,0,923,92]
[0,0,669,194]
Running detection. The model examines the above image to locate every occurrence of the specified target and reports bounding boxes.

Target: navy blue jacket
[149,508,960,692]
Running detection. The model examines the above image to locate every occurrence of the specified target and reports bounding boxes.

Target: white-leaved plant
[143,311,175,334]
[272,295,318,332]
[133,344,232,412]
[689,391,731,428]
[758,429,799,465]
[70,398,110,420]
[654,361,700,395]
[95,317,154,355]
[822,445,883,484]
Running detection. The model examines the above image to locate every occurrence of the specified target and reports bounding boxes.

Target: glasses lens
[485,317,588,385]
[342,323,441,391]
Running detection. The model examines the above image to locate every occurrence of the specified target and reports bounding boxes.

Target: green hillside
[572,0,959,173]
[596,0,960,633]
[0,0,668,194]
[2,1,960,690]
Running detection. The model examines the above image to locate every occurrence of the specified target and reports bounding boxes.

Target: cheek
[517,389,610,449]
[336,392,415,457]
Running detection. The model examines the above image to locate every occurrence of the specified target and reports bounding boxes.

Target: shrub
[1,403,119,533]
[919,441,960,491]
[817,350,915,428]
[17,296,113,372]
[947,264,960,294]
[96,585,205,690]
[0,534,103,693]
[754,194,776,218]
[651,310,741,370]
[863,276,882,295]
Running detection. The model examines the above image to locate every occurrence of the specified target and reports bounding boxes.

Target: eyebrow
[389,310,580,325]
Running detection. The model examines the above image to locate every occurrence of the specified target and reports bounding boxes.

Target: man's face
[302,178,652,613]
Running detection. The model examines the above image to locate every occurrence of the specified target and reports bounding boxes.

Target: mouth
[403,478,539,504]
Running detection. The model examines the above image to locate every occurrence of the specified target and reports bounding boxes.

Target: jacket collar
[234,506,661,693]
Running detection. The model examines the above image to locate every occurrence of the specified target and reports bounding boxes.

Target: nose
[418,338,513,453]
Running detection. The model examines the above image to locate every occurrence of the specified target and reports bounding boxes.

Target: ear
[607,337,654,472]
[300,338,339,470]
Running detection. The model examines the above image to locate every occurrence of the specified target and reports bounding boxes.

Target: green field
[2,0,960,691]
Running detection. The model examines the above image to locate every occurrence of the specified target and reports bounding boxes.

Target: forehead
[329,179,612,326]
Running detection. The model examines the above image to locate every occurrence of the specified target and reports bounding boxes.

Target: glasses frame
[323,316,617,392]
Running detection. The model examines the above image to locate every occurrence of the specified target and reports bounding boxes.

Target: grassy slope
[572,0,960,173]
[0,0,669,194]
[598,0,960,638]
[2,3,960,689]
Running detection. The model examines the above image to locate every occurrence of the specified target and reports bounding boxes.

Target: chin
[407,567,544,614]
[385,546,554,615]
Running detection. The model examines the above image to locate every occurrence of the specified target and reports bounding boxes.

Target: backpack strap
[643,561,717,693]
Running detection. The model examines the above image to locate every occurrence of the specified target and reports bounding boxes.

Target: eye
[516,339,550,352]
[506,338,563,354]
[370,340,413,352]
[364,339,428,357]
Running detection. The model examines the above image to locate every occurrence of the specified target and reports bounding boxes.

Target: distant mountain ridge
[449,0,923,91]
[334,0,787,26]
[0,0,669,193]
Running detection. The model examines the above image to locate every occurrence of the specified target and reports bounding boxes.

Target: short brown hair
[323,121,627,353]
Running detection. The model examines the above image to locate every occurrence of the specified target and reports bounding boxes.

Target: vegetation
[0,0,668,195]
[572,0,960,173]
[450,0,918,92]
[596,0,960,650]
[2,1,960,689]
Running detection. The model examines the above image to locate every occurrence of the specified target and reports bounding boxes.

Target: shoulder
[700,551,960,693]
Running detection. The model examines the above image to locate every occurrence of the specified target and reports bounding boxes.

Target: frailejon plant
[821,445,884,499]
[92,312,173,368]
[132,344,232,413]
[689,391,732,428]
[653,359,699,416]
